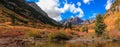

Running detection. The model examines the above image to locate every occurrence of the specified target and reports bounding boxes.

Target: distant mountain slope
[0,0,60,26]
[61,17,84,25]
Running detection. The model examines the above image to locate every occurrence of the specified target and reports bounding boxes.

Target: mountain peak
[61,17,84,25]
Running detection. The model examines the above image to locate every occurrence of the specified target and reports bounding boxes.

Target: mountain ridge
[0,0,60,26]
[61,17,84,26]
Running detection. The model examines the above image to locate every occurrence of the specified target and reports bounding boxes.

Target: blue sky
[26,0,39,2]
[26,0,114,21]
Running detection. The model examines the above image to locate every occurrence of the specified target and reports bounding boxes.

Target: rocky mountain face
[104,0,120,32]
[27,2,48,17]
[104,0,120,17]
[61,17,84,25]
[0,0,60,26]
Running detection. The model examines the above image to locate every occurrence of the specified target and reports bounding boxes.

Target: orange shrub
[5,22,12,25]
[28,22,33,25]
[108,31,120,38]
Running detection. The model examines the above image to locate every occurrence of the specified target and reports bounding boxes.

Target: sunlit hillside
[0,0,120,47]
[104,12,120,38]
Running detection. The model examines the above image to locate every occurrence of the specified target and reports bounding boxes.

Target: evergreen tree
[94,14,106,37]
[10,14,16,25]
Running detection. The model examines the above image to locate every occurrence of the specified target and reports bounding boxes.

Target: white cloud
[89,13,97,19]
[36,0,84,21]
[69,4,83,17]
[57,2,84,18]
[105,0,113,10]
[55,3,70,13]
[83,0,93,4]
[77,2,81,6]
[70,16,74,18]
[75,8,84,18]
[36,0,62,21]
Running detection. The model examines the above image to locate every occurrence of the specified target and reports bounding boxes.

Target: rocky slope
[61,17,84,25]
[0,0,60,26]
[104,0,120,17]
[104,0,120,32]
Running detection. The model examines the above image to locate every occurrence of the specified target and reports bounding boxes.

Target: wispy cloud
[105,0,114,10]
[77,2,81,6]
[69,3,84,18]
[83,0,93,4]
[89,13,97,19]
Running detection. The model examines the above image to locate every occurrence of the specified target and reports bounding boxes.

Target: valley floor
[0,25,120,47]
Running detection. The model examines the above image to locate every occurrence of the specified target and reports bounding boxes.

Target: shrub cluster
[47,31,70,41]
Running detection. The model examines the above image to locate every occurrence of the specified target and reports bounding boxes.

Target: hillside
[103,0,120,38]
[104,0,120,32]
[0,0,60,27]
[86,0,120,38]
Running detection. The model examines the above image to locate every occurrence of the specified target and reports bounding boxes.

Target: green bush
[76,28,80,31]
[47,31,70,41]
[26,31,41,38]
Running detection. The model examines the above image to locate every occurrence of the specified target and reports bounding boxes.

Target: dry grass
[0,25,41,37]
[47,31,70,41]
